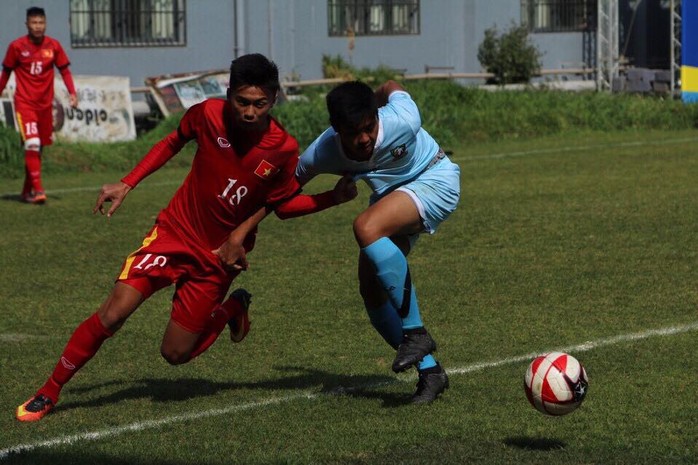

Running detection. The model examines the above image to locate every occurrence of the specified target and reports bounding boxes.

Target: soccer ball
[524,352,588,416]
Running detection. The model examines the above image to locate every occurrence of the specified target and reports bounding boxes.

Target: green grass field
[1,130,697,464]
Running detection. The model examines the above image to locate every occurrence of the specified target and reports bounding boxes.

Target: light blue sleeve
[385,91,421,137]
[296,127,342,186]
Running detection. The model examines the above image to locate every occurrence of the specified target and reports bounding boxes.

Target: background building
[0,1,678,91]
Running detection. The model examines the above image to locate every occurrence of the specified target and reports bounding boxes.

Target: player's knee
[96,309,126,333]
[353,213,381,247]
[24,137,41,152]
[160,346,191,365]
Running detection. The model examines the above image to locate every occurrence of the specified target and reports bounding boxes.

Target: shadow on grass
[0,193,26,203]
[57,365,406,414]
[504,436,567,451]
[3,450,195,465]
[0,193,63,203]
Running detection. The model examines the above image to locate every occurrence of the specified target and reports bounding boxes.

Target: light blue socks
[362,237,422,328]
[363,237,437,370]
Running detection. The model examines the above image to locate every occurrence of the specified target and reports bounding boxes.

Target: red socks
[38,312,113,404]
[189,297,243,359]
[36,299,243,403]
[24,150,43,193]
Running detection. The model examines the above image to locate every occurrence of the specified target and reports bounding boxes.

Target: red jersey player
[15,53,357,421]
[0,7,79,204]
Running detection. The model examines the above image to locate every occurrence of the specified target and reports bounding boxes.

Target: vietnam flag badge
[254,160,279,179]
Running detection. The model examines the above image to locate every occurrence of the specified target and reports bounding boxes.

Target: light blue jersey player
[297,80,460,403]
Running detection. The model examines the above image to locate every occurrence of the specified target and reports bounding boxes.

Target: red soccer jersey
[2,35,71,109]
[124,98,302,252]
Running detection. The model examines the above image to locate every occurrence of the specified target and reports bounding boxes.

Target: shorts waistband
[425,148,446,171]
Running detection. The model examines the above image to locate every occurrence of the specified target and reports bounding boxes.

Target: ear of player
[524,351,589,416]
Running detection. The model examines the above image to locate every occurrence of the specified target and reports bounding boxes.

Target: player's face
[338,115,378,161]
[26,15,47,42]
[228,85,275,132]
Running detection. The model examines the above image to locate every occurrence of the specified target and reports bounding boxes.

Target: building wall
[0,1,587,89]
[0,0,236,88]
[254,0,585,82]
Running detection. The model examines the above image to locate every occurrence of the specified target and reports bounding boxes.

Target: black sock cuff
[404,327,427,335]
[419,363,442,374]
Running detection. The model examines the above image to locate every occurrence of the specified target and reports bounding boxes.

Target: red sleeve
[2,42,17,70]
[59,66,76,96]
[274,190,338,220]
[0,68,10,95]
[121,129,187,187]
[121,105,200,187]
[0,44,16,95]
[53,40,71,69]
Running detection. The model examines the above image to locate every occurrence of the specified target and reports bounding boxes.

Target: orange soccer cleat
[16,394,54,422]
[21,191,47,204]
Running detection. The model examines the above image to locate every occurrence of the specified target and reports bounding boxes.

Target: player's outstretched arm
[213,206,270,271]
[274,174,357,220]
[375,80,405,106]
[333,174,358,204]
[93,181,131,217]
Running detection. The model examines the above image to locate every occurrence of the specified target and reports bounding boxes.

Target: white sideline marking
[459,136,698,161]
[449,321,698,375]
[46,181,180,195]
[2,135,698,198]
[2,321,697,460]
[0,334,47,343]
[0,181,180,198]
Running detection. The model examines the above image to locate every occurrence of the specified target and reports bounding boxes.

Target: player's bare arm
[333,174,358,204]
[374,80,405,106]
[213,206,269,270]
[93,181,131,217]
[216,174,358,269]
[217,175,356,270]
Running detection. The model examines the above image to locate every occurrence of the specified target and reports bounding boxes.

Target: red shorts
[15,105,54,146]
[117,221,239,333]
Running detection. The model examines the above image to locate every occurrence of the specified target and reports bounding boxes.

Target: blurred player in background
[0,6,79,204]
[296,80,460,403]
[15,53,356,421]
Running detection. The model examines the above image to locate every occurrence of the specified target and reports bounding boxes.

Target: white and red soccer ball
[524,352,588,416]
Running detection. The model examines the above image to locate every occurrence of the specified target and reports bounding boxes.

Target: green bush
[0,124,22,178]
[477,23,542,85]
[278,81,698,149]
[0,113,194,179]
[321,54,405,83]
[2,80,698,179]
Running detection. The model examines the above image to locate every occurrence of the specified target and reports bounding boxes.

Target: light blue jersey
[297,90,460,233]
[297,91,439,196]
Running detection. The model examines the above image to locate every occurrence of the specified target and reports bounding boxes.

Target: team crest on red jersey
[254,160,279,179]
[41,49,54,59]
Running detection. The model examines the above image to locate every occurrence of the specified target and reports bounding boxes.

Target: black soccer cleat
[411,365,449,404]
[392,329,437,373]
[227,288,252,343]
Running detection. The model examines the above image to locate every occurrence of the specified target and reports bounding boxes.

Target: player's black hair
[26,7,46,18]
[229,53,280,95]
[326,81,378,131]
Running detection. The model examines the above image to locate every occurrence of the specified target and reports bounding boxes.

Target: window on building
[70,0,186,47]
[328,0,420,36]
[521,0,595,33]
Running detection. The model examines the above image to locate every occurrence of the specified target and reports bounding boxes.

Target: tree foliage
[477,23,542,85]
